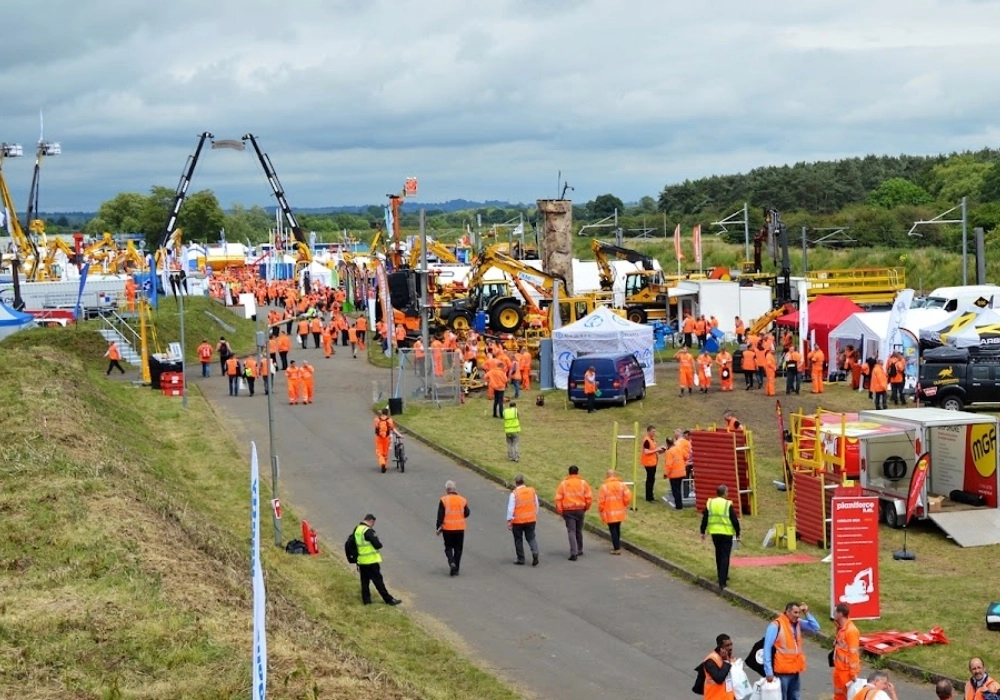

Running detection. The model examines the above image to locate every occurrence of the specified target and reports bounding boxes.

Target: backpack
[344,529,359,564]
[888,362,898,378]
[691,661,706,695]
[285,539,309,555]
[375,416,391,437]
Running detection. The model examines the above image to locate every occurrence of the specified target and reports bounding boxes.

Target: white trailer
[0,277,126,318]
[850,407,1000,546]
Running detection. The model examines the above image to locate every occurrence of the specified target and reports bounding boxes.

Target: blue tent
[0,301,35,341]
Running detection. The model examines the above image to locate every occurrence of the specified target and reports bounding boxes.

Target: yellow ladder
[611,421,641,511]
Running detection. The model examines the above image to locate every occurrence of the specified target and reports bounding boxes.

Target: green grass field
[397,373,999,680]
[0,308,518,700]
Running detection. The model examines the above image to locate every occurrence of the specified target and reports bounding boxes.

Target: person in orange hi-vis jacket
[764,348,778,397]
[373,408,401,472]
[431,336,445,377]
[347,323,358,358]
[321,323,335,358]
[598,469,632,554]
[243,355,258,397]
[663,439,687,509]
[355,316,367,350]
[104,340,126,377]
[808,343,825,394]
[196,338,213,378]
[259,355,271,396]
[276,331,291,370]
[310,316,323,349]
[297,317,310,349]
[677,346,695,396]
[697,349,714,394]
[286,360,302,404]
[300,361,315,404]
[716,347,734,392]
[870,359,888,410]
[124,276,137,312]
[519,347,532,391]
[484,363,508,418]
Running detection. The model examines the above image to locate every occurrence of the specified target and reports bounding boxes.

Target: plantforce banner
[830,494,880,620]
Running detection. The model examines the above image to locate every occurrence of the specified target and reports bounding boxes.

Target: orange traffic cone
[301,520,319,555]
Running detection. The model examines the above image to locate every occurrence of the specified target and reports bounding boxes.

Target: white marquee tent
[828,308,952,361]
[551,306,655,389]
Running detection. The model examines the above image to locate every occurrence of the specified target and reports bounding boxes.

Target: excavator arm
[748,302,795,336]
[591,239,658,291]
[408,238,459,267]
[1,143,41,280]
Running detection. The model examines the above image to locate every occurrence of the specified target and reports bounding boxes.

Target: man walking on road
[763,601,821,700]
[700,484,740,589]
[832,602,861,700]
[353,514,402,606]
[436,480,470,576]
[506,474,539,566]
[373,408,402,473]
[598,469,631,554]
[701,634,736,700]
[555,465,592,561]
[503,401,521,462]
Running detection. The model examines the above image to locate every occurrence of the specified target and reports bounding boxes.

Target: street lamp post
[908,197,969,285]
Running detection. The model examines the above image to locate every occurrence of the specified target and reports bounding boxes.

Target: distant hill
[293,199,526,215]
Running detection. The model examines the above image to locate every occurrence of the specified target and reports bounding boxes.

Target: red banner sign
[905,452,930,522]
[831,494,881,620]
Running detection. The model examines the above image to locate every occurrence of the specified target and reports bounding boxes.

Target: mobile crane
[23,136,61,279]
[242,134,311,268]
[1,142,41,301]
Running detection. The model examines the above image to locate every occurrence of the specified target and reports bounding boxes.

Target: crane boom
[0,143,41,285]
[242,133,311,264]
[159,132,212,251]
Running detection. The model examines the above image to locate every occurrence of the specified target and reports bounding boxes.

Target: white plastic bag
[729,659,753,700]
[751,678,782,700]
[846,678,867,699]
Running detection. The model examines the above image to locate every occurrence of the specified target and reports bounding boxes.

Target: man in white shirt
[851,670,897,700]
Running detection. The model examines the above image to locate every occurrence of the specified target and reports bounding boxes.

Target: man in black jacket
[352,514,402,606]
[700,634,734,696]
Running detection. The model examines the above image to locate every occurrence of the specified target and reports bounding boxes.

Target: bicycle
[393,434,407,473]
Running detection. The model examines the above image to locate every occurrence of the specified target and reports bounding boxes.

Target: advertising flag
[673,223,684,261]
[375,260,395,355]
[797,279,809,356]
[881,289,915,364]
[905,452,930,523]
[692,224,702,266]
[250,442,268,700]
[73,263,91,321]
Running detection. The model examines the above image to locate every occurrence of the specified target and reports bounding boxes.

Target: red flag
[673,223,684,261]
[905,452,930,523]
[692,224,702,266]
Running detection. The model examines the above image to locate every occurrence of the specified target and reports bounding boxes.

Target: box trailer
[845,408,1000,546]
[0,277,126,319]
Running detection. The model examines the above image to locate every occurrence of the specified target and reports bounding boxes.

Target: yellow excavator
[0,142,42,282]
[591,239,676,324]
[408,238,459,268]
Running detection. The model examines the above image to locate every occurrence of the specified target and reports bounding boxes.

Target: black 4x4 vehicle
[916,345,1000,410]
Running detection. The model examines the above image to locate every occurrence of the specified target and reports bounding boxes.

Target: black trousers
[743,370,755,388]
[493,390,505,417]
[586,392,596,413]
[511,522,538,563]
[312,331,321,348]
[711,534,734,587]
[785,370,800,394]
[279,351,289,370]
[358,562,394,604]
[246,377,256,396]
[890,382,904,404]
[644,466,657,501]
[106,360,125,375]
[608,521,622,550]
[874,391,887,410]
[442,530,465,571]
[669,477,684,509]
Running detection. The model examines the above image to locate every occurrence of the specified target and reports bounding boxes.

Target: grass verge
[0,325,518,700]
[396,372,999,679]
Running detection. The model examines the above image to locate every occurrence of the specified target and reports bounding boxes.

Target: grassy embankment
[0,297,518,700]
[398,376,999,680]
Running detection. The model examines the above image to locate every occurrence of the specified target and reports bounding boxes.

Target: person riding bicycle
[373,408,402,474]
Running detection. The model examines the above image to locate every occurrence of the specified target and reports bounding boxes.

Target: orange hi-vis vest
[555,474,592,513]
[244,357,257,378]
[440,493,468,530]
[641,436,659,466]
[598,476,630,524]
[226,357,240,376]
[664,444,687,479]
[833,620,861,677]
[702,650,734,700]
[107,343,121,361]
[584,371,597,394]
[374,415,394,437]
[510,486,537,524]
[197,343,213,361]
[771,614,806,674]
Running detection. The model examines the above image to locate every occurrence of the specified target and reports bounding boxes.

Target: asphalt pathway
[194,337,933,700]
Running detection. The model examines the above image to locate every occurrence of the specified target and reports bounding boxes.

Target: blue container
[704,336,720,353]
[653,322,668,351]
[473,309,488,334]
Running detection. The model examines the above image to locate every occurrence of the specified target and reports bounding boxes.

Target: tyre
[490,301,524,333]
[620,390,628,407]
[941,394,964,411]
[448,311,473,332]
[637,385,646,400]
[884,503,901,529]
[626,307,647,324]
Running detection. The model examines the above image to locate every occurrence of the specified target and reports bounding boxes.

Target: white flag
[250,442,268,700]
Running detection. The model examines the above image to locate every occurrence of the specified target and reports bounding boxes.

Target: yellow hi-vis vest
[354,524,380,565]
[705,497,736,536]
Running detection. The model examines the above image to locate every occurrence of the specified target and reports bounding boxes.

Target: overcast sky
[2,0,999,213]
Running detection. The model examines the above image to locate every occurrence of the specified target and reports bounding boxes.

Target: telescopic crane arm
[159,132,212,252]
[765,207,792,306]
[242,133,311,264]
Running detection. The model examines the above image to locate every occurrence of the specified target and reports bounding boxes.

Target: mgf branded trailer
[852,408,1000,547]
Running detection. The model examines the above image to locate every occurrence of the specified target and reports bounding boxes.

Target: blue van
[567,353,647,408]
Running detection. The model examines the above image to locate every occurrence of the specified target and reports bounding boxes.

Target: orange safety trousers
[375,435,391,466]
[832,669,853,700]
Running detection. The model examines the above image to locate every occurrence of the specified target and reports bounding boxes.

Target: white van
[922,285,1000,312]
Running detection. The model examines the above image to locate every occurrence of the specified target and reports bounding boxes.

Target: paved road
[195,339,933,700]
